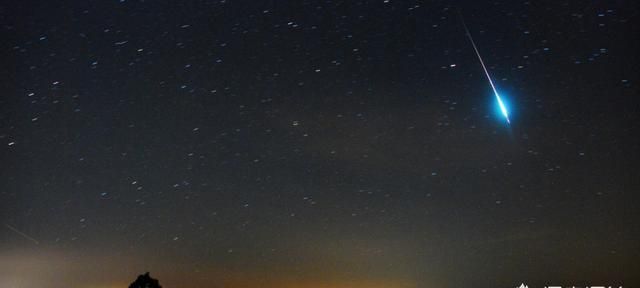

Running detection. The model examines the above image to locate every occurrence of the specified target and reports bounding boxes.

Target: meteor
[460,16,511,124]
[5,223,40,245]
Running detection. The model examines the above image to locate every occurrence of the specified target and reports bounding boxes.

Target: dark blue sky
[1,1,639,287]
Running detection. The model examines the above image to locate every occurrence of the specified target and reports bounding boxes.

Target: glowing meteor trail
[460,16,511,124]
[4,223,40,245]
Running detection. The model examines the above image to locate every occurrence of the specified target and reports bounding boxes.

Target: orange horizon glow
[74,276,417,288]
[2,248,421,288]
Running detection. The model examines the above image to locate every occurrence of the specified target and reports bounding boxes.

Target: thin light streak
[460,16,511,124]
[4,223,40,245]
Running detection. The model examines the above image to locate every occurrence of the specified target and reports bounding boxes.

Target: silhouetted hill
[129,272,162,288]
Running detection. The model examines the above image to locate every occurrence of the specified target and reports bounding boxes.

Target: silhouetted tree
[129,272,162,288]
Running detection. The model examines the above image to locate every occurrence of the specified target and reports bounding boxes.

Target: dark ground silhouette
[129,272,162,288]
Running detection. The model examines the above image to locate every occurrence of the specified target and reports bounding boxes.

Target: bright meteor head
[495,93,510,124]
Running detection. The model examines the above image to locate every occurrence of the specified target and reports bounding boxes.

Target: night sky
[2,1,639,287]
